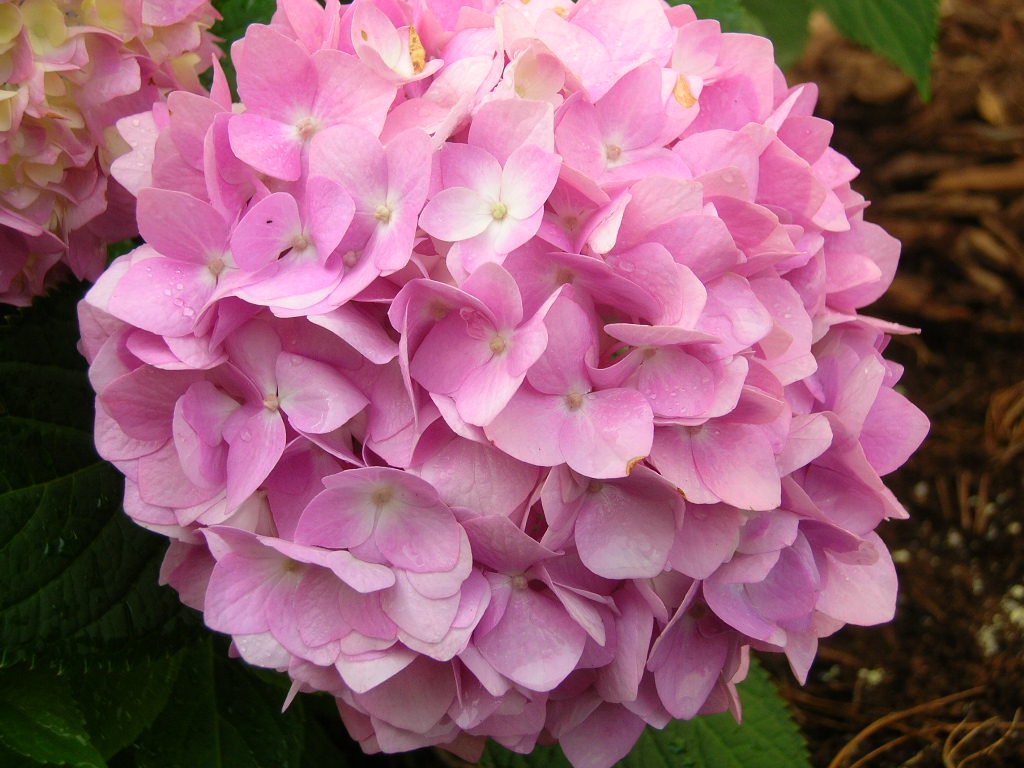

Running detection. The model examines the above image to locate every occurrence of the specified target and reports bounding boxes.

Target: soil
[767,1,1024,765]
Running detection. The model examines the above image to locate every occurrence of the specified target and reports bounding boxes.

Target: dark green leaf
[130,639,305,768]
[0,742,44,767]
[818,0,940,98]
[481,742,570,768]
[0,668,106,768]
[66,653,184,759]
[0,286,197,665]
[742,0,813,69]
[482,660,809,768]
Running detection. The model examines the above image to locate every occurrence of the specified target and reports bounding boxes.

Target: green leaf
[678,0,746,32]
[742,0,813,69]
[65,654,184,759]
[0,742,43,767]
[482,660,809,768]
[0,668,106,768]
[817,0,940,98]
[130,639,306,768]
[0,286,197,665]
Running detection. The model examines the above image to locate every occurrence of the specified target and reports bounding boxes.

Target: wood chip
[881,192,1002,217]
[932,160,1024,192]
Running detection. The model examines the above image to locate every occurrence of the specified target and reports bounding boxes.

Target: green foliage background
[0,0,940,765]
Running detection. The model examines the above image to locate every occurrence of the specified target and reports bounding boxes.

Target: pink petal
[380,571,461,644]
[311,50,397,134]
[228,113,302,181]
[574,469,677,579]
[277,354,369,434]
[560,389,654,479]
[476,584,587,691]
[468,98,555,164]
[308,124,388,209]
[137,188,228,263]
[561,704,646,768]
[225,408,287,509]
[501,144,562,220]
[483,385,566,468]
[373,501,463,573]
[419,187,493,242]
[691,422,781,511]
[439,142,503,195]
[231,193,302,272]
[108,258,214,337]
[237,25,316,120]
[294,486,378,550]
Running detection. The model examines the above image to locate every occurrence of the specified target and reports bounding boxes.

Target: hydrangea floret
[80,1,930,766]
[0,0,220,306]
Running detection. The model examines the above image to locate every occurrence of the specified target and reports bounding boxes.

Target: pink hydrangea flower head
[82,2,929,766]
[0,0,220,306]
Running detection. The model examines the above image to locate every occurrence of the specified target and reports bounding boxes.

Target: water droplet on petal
[240,429,252,442]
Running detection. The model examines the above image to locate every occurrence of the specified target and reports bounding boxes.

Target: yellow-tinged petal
[82,0,130,36]
[21,0,67,52]
[409,25,426,74]
[0,5,23,46]
[26,161,65,188]
[673,74,697,108]
[0,93,17,133]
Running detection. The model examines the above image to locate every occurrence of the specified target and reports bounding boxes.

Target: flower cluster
[0,0,219,306]
[80,1,929,765]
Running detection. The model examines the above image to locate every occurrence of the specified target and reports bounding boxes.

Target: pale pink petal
[419,187,493,242]
[560,389,654,479]
[501,144,562,220]
[108,258,214,337]
[574,469,677,579]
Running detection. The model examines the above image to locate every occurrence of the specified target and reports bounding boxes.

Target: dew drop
[173,298,184,307]
[182,307,195,318]
[175,282,184,291]
[240,429,252,442]
[162,288,172,297]
[131,118,141,127]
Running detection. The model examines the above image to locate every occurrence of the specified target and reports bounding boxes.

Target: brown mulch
[768,1,1024,766]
